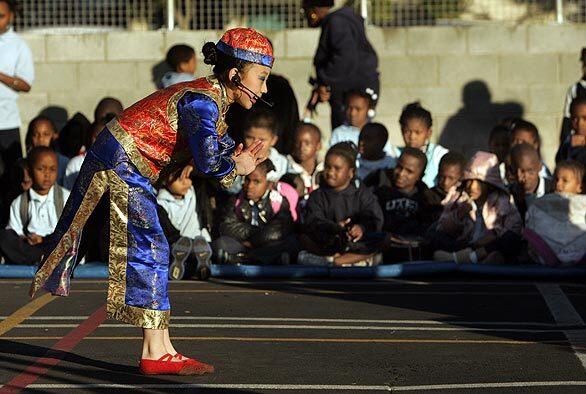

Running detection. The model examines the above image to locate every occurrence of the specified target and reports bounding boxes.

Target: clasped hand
[232,141,266,176]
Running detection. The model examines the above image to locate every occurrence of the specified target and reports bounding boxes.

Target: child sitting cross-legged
[432,152,522,265]
[298,142,384,267]
[286,122,324,199]
[426,151,467,221]
[508,143,554,221]
[213,159,298,265]
[0,147,70,265]
[157,164,213,280]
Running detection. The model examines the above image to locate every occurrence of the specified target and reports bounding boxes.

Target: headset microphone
[231,74,274,108]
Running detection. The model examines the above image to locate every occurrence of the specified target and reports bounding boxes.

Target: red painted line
[0,304,107,393]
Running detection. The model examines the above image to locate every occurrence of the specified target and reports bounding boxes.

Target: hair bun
[202,42,218,65]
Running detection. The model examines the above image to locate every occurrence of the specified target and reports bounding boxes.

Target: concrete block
[406,27,466,55]
[20,34,46,62]
[47,92,100,124]
[18,93,49,132]
[136,61,162,90]
[164,30,221,55]
[285,29,320,58]
[490,86,529,105]
[262,30,287,60]
[79,62,137,91]
[560,53,582,85]
[33,63,78,92]
[439,55,498,87]
[46,34,106,62]
[528,25,586,54]
[377,86,460,118]
[528,85,567,114]
[380,56,437,87]
[271,58,314,106]
[107,32,165,61]
[468,25,527,55]
[499,54,558,85]
[367,26,406,56]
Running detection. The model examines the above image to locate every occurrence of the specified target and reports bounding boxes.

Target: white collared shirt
[0,27,35,129]
[157,186,211,241]
[357,155,397,180]
[7,186,70,237]
[267,147,288,182]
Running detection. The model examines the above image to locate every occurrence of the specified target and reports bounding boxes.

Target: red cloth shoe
[174,353,215,373]
[139,353,211,375]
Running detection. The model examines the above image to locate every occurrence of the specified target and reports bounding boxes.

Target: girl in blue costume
[29,28,274,375]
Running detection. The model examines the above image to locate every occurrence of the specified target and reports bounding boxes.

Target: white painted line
[13,323,565,333]
[538,284,586,370]
[3,316,564,327]
[19,381,586,391]
[538,284,585,326]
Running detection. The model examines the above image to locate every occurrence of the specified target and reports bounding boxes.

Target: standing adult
[0,0,34,173]
[30,28,272,376]
[302,0,379,130]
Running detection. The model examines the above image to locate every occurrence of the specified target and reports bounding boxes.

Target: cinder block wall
[18,24,586,168]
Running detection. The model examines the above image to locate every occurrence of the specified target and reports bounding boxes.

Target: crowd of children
[0,44,584,275]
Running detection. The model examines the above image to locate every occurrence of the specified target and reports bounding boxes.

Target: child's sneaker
[169,237,193,280]
[193,236,212,281]
[297,251,333,267]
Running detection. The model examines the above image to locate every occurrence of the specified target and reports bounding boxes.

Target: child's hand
[347,224,364,242]
[26,234,43,246]
[571,134,586,147]
[338,218,351,228]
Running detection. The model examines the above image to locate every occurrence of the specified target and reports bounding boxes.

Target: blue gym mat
[2,261,585,279]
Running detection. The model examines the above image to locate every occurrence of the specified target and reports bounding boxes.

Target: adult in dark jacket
[303,0,379,129]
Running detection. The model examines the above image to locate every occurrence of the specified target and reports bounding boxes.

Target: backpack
[19,186,65,236]
[524,193,586,267]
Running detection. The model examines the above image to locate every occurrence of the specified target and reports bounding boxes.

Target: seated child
[432,151,522,264]
[25,116,69,185]
[357,123,397,181]
[510,119,551,178]
[298,142,384,267]
[556,96,586,166]
[554,160,584,194]
[524,161,585,266]
[397,102,449,188]
[509,143,554,220]
[161,44,197,88]
[157,165,212,280]
[330,89,395,155]
[374,148,431,239]
[243,108,288,183]
[426,151,466,221]
[0,147,70,265]
[213,160,298,265]
[286,122,324,198]
[94,97,124,123]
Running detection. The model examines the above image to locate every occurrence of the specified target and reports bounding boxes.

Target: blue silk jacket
[107,76,236,188]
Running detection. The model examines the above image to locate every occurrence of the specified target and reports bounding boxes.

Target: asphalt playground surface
[1,276,586,393]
